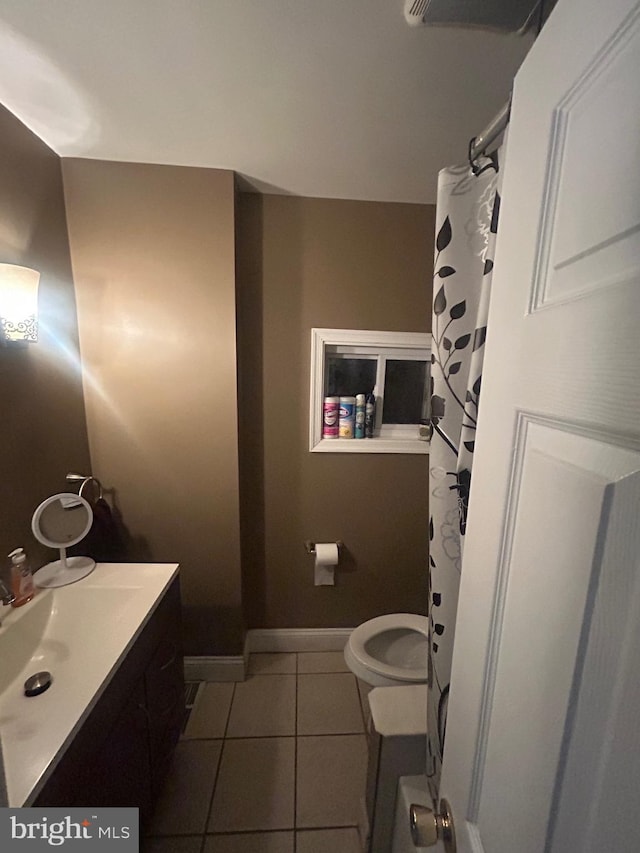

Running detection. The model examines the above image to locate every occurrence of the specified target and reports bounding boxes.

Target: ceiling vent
[403,0,555,33]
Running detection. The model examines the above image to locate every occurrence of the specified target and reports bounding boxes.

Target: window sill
[309,328,431,455]
[310,438,429,455]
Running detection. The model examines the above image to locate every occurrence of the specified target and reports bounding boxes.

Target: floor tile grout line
[200,822,360,837]
[293,652,298,853]
[198,682,229,852]
[206,824,359,834]
[243,671,298,679]
[185,731,364,741]
[201,734,225,840]
[222,681,236,739]
[199,680,236,842]
[203,829,297,838]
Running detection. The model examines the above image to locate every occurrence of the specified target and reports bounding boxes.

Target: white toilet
[344,613,429,687]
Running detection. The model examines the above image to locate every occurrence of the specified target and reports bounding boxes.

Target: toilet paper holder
[305,540,343,555]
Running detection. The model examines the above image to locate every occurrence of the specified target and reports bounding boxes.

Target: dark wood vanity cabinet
[33,576,184,825]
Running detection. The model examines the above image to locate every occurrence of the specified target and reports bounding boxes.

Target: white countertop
[0,562,179,807]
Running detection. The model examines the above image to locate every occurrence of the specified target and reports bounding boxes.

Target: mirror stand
[35,548,96,589]
[31,493,97,589]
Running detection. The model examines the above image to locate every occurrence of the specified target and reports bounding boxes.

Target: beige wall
[62,160,242,654]
[0,107,91,574]
[236,194,434,629]
[1,114,433,647]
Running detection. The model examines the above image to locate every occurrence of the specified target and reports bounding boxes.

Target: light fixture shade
[0,263,40,342]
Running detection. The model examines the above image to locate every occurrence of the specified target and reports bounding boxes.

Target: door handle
[410,798,456,852]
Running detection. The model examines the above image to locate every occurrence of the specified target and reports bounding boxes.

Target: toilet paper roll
[314,542,339,586]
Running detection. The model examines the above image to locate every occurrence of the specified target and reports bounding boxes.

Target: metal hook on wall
[66,472,104,502]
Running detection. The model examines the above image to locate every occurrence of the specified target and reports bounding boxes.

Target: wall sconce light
[0,263,40,343]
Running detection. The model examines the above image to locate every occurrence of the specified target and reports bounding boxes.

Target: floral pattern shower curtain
[427,151,503,787]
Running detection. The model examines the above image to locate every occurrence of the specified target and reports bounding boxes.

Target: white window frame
[309,328,431,454]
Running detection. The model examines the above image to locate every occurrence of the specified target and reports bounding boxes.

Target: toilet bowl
[344,613,429,687]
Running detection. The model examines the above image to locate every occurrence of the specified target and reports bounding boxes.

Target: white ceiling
[0,0,533,204]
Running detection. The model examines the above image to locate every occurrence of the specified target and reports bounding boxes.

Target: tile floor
[145,652,372,853]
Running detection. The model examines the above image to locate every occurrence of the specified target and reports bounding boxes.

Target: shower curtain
[427,150,503,787]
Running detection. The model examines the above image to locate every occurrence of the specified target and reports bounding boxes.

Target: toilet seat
[345,613,429,687]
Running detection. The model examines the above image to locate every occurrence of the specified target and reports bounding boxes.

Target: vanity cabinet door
[86,680,153,819]
[145,613,184,799]
[33,576,184,822]
[33,680,153,819]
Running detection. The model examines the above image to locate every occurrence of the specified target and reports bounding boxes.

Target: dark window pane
[382,360,427,424]
[326,357,377,398]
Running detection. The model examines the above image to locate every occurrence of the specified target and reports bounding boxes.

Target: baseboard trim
[183,655,245,683]
[184,628,354,681]
[246,627,353,653]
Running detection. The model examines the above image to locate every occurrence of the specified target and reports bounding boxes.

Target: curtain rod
[468,97,511,164]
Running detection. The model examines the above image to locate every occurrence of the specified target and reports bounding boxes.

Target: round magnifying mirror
[31,493,96,588]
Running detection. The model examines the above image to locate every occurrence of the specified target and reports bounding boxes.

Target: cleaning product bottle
[365,388,376,438]
[339,396,356,438]
[8,548,35,607]
[323,396,340,439]
[355,393,366,438]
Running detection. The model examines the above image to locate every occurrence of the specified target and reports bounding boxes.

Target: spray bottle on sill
[355,393,366,439]
[8,547,35,607]
[365,388,376,438]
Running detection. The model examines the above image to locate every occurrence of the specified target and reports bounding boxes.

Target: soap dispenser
[8,548,35,607]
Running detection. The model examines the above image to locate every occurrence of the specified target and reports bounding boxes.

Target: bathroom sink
[0,584,147,698]
[0,562,178,808]
[0,590,55,696]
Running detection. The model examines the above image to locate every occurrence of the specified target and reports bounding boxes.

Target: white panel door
[439,0,640,851]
